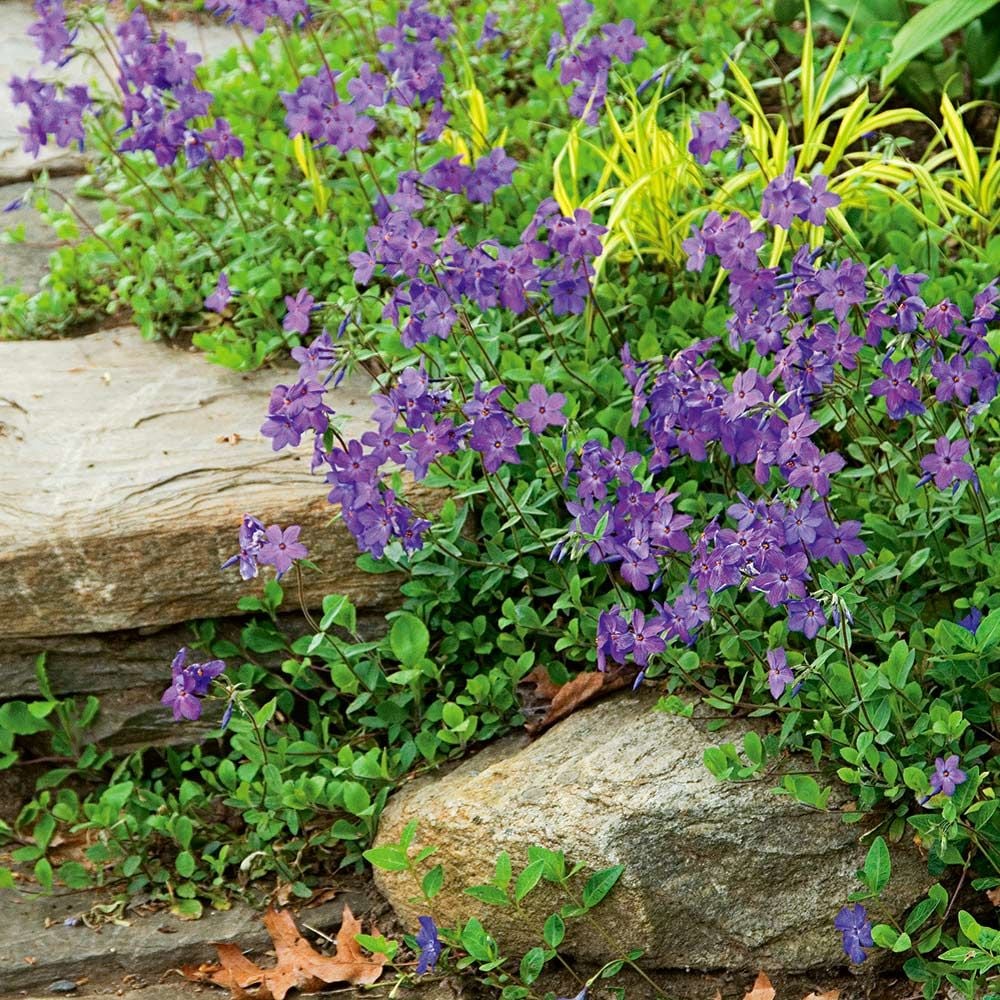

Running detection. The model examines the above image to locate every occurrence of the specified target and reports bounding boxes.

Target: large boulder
[373,693,932,973]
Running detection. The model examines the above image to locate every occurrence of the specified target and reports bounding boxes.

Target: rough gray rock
[373,693,933,974]
[0,328,440,639]
[0,883,375,995]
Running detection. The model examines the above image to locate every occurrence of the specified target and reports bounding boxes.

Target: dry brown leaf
[988,887,1000,907]
[524,670,629,735]
[181,905,386,1000]
[743,971,775,1000]
[803,991,840,1000]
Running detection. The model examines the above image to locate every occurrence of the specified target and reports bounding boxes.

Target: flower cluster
[688,101,739,165]
[28,0,74,65]
[9,76,89,156]
[206,0,308,31]
[161,647,225,721]
[221,514,309,580]
[547,1,646,124]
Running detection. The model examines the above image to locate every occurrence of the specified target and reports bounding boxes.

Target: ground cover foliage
[8,0,1000,997]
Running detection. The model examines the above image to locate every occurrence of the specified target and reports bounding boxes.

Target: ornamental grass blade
[181,905,387,1000]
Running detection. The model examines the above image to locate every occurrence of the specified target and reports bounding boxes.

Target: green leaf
[363,846,410,872]
[389,612,430,667]
[519,947,546,985]
[176,851,196,878]
[543,913,566,948]
[514,859,546,904]
[494,851,512,890]
[582,865,625,909]
[863,837,891,895]
[422,865,444,900]
[881,0,1000,88]
[464,884,510,906]
[0,867,14,889]
[342,781,371,816]
[0,702,52,735]
[905,896,940,935]
[871,923,900,949]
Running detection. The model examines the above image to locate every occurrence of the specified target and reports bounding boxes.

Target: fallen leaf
[182,906,386,1000]
[988,887,1000,906]
[803,991,840,1000]
[743,971,775,1000]
[524,669,629,735]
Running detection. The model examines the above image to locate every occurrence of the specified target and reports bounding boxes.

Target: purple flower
[161,647,227,722]
[469,414,523,472]
[415,916,441,975]
[753,551,809,607]
[932,355,979,405]
[787,598,826,639]
[815,260,867,321]
[688,101,739,165]
[799,174,840,226]
[291,329,338,379]
[515,384,568,433]
[283,287,316,335]
[958,607,982,635]
[257,524,309,578]
[221,513,266,579]
[930,755,967,797]
[601,20,645,62]
[205,272,232,313]
[761,161,810,230]
[466,148,518,203]
[870,357,925,420]
[766,647,794,699]
[835,904,873,964]
[919,437,975,490]
[813,519,866,566]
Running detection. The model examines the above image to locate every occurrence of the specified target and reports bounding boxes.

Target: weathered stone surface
[0,881,377,994]
[0,328,438,638]
[374,693,933,974]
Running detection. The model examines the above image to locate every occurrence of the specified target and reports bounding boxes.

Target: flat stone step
[0,327,425,639]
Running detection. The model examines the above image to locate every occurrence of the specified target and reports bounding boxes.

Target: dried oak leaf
[181,905,386,1000]
[743,971,776,1000]
[524,669,629,736]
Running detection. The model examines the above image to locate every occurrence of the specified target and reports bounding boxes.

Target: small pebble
[48,981,78,994]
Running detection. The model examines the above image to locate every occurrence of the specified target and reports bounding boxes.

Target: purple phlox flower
[931,354,978,404]
[714,213,764,272]
[161,647,226,722]
[560,0,594,41]
[787,597,827,639]
[257,523,309,578]
[466,147,518,203]
[800,173,840,226]
[753,550,809,607]
[766,647,794,699]
[161,670,202,721]
[923,298,962,336]
[29,0,75,65]
[221,513,266,579]
[688,101,740,165]
[596,606,632,670]
[601,19,645,62]
[200,117,243,160]
[469,413,523,472]
[515,383,568,434]
[930,754,967,797]
[347,63,388,110]
[815,259,867,321]
[551,208,606,258]
[835,904,873,964]
[419,101,451,143]
[415,916,441,975]
[881,265,928,304]
[721,368,767,419]
[813,519,866,566]
[291,329,338,379]
[477,11,501,48]
[777,412,820,463]
[786,441,845,497]
[220,696,235,730]
[958,606,983,635]
[205,272,232,313]
[628,608,666,666]
[919,436,975,491]
[283,287,316,334]
[423,154,472,194]
[761,160,810,230]
[869,356,925,420]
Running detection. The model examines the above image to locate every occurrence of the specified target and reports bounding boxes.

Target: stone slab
[0,327,434,638]
[0,883,376,996]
